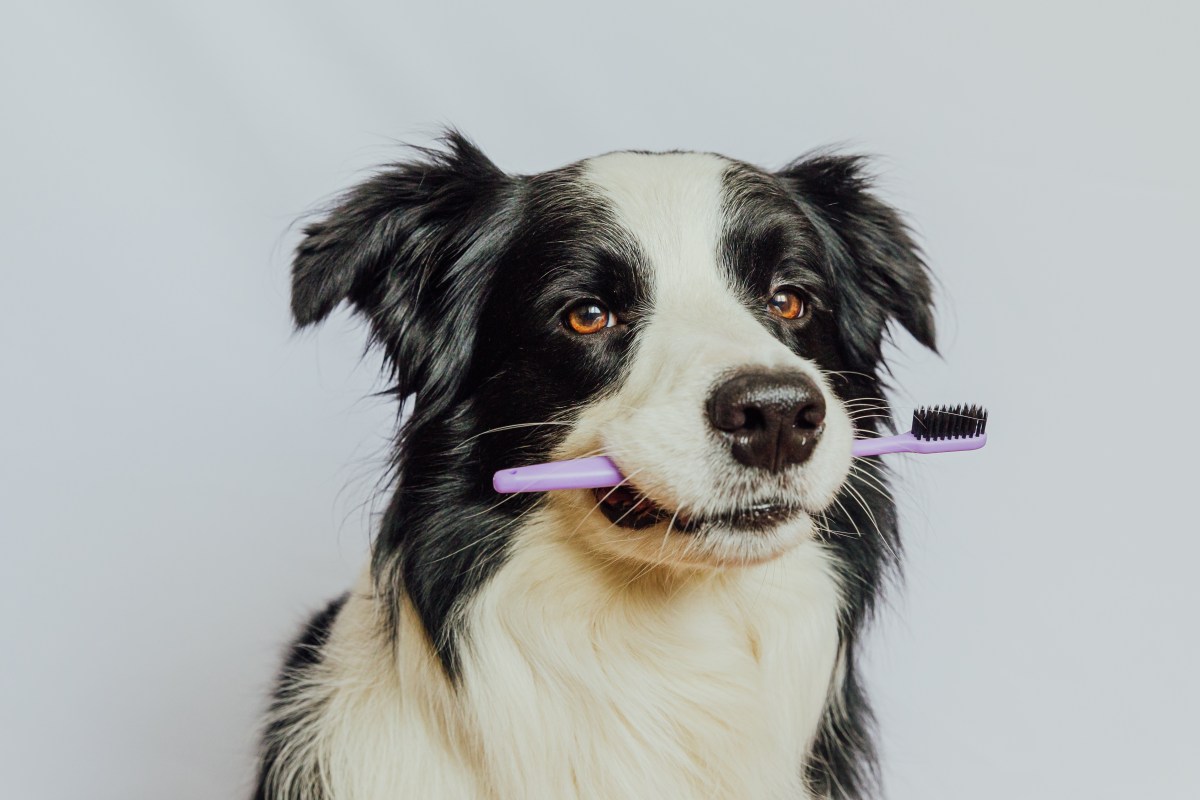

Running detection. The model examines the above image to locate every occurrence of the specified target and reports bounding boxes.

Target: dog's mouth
[593,485,801,533]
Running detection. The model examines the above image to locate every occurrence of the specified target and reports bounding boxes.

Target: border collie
[254,132,935,800]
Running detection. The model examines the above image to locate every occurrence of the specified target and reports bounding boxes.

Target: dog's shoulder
[251,593,349,800]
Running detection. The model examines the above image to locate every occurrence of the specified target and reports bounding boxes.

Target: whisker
[840,483,899,565]
[562,466,650,542]
[425,503,543,565]
[462,420,576,444]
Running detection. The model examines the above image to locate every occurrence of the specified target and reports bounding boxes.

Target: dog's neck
[384,509,843,798]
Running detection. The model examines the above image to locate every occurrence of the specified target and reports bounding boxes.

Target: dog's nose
[706,370,827,471]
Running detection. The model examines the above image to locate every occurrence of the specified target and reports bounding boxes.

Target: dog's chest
[458,535,844,799]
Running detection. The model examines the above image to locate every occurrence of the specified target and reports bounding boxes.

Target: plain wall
[3,1,1197,797]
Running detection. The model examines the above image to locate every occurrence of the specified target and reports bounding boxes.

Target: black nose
[706,370,827,471]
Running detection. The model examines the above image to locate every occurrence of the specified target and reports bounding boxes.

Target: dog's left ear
[777,154,937,366]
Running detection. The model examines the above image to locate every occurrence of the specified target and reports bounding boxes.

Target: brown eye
[767,288,807,321]
[565,301,614,335]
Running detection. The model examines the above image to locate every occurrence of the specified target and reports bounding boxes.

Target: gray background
[3,1,1197,798]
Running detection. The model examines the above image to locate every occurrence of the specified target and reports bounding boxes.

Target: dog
[253,132,936,799]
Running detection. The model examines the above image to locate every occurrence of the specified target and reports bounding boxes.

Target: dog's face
[512,152,857,568]
[291,132,933,667]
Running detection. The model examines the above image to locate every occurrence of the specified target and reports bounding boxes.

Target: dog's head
[292,132,934,664]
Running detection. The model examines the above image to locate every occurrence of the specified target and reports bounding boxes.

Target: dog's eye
[564,301,616,335]
[767,287,808,321]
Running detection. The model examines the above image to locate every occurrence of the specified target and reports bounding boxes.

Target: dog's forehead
[574,152,736,290]
[580,151,731,213]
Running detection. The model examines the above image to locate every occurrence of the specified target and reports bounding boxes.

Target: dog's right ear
[291,132,513,328]
[291,132,516,415]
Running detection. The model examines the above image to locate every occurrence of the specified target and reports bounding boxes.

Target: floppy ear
[292,132,517,419]
[777,154,936,368]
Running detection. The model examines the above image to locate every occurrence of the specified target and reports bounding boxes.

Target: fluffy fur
[254,133,935,800]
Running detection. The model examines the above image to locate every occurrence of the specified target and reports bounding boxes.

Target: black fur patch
[290,134,651,677]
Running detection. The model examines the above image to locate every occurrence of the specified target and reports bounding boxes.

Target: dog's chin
[589,485,816,569]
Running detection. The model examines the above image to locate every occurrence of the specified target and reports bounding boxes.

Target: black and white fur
[254,133,936,800]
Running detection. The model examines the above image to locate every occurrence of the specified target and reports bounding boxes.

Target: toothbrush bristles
[911,404,988,441]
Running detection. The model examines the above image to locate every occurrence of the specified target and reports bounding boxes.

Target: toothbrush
[492,404,988,494]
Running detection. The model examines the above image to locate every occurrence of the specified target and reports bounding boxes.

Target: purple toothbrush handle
[492,455,623,493]
[494,434,987,493]
[851,432,987,457]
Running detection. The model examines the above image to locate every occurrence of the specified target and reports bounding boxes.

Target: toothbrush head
[911,404,989,441]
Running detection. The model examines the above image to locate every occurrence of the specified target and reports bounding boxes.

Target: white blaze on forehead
[582,151,729,284]
[582,151,729,311]
[581,151,802,386]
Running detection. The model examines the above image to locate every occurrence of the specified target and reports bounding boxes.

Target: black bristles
[911,404,988,441]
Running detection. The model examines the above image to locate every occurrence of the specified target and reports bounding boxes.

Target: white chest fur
[303,525,842,800]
